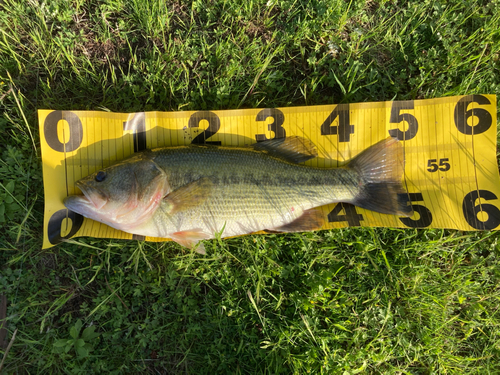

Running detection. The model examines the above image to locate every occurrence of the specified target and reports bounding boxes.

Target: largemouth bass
[64,136,412,251]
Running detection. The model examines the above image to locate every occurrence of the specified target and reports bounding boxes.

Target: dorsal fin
[253,136,318,163]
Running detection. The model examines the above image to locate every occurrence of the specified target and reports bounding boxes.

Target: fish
[64,136,413,252]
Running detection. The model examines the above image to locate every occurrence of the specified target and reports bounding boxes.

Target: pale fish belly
[143,167,360,239]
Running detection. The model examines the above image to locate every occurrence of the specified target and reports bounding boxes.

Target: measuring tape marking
[39,95,499,246]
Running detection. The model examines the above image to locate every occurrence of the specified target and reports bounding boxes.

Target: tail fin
[348,137,413,217]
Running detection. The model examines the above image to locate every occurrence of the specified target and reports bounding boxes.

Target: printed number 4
[320,104,354,142]
[427,158,450,172]
[328,203,363,226]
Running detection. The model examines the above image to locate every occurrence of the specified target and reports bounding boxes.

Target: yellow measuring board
[39,95,500,249]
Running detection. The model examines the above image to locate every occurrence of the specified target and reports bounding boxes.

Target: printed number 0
[47,209,84,245]
[43,111,83,152]
[462,190,500,230]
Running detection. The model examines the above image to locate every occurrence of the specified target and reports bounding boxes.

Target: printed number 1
[123,112,147,241]
[123,112,147,152]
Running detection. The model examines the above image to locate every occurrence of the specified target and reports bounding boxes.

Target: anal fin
[271,208,325,233]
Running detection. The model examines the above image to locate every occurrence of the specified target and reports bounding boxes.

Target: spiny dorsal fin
[163,177,213,214]
[253,136,318,163]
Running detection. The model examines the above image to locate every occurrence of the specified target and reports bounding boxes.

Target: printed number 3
[255,108,286,141]
[427,158,450,172]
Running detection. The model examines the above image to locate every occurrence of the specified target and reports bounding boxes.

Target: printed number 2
[320,104,354,142]
[427,158,450,172]
[388,101,418,141]
[189,111,221,145]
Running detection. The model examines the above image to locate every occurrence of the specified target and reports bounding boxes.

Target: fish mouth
[64,182,108,214]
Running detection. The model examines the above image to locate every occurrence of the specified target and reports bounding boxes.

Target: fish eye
[95,171,107,182]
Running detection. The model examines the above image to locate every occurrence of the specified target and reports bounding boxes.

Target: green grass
[1,0,500,373]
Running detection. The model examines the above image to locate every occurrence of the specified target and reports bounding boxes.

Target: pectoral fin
[170,228,210,254]
[163,177,213,214]
[271,208,325,233]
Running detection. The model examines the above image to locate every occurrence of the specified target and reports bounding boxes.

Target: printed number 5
[388,101,418,141]
[427,158,450,172]
[399,193,432,228]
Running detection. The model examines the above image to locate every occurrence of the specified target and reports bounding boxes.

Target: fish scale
[145,146,360,238]
[64,137,413,249]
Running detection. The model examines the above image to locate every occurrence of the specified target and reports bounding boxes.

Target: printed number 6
[454,95,492,135]
[462,190,500,230]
